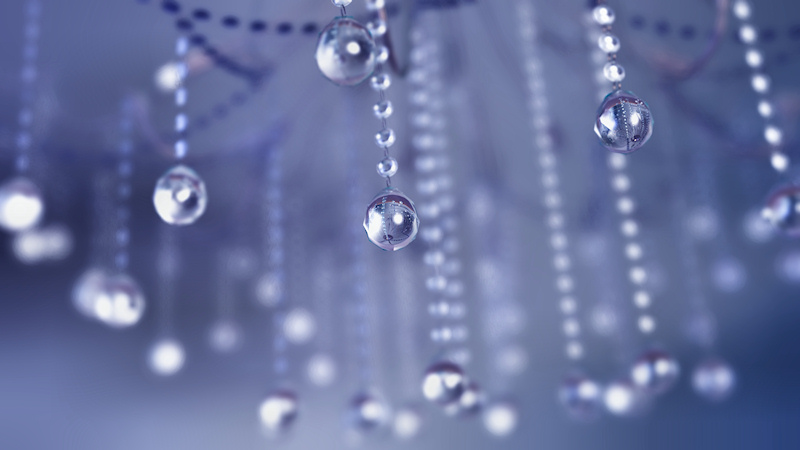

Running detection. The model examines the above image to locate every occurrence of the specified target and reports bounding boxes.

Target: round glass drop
[444,381,485,417]
[598,33,620,53]
[630,349,680,394]
[592,5,615,25]
[153,165,208,226]
[363,187,420,251]
[375,128,396,148]
[0,177,44,232]
[422,361,467,406]
[94,273,146,328]
[315,17,377,86]
[373,100,393,119]
[376,157,398,178]
[692,358,736,402]
[347,391,391,434]
[259,389,299,435]
[603,379,648,417]
[762,181,800,236]
[558,375,602,421]
[603,62,625,83]
[594,90,654,154]
[148,338,186,376]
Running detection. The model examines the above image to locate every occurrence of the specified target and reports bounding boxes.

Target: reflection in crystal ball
[315,17,377,86]
[594,90,654,154]
[153,165,207,226]
[0,177,44,232]
[559,375,602,421]
[94,273,146,328]
[148,338,186,376]
[393,406,423,440]
[259,389,299,435]
[283,307,316,344]
[422,361,467,406]
[630,349,680,395]
[363,187,420,251]
[208,320,243,353]
[13,223,73,264]
[482,401,519,437]
[346,391,391,435]
[692,358,736,402]
[72,268,110,319]
[306,353,337,387]
[603,379,648,417]
[763,180,800,236]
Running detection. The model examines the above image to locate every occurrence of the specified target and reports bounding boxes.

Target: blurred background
[1,0,800,448]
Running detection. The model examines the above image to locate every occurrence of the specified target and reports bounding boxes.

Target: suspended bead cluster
[153,36,208,226]
[591,2,653,154]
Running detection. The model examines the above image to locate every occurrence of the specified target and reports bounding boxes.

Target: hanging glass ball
[692,358,736,402]
[331,0,352,6]
[315,17,377,86]
[762,181,800,236]
[482,401,519,437]
[603,379,648,417]
[0,177,44,232]
[346,391,391,434]
[153,165,208,226]
[376,157,398,178]
[422,361,467,406]
[630,349,680,394]
[363,187,420,251]
[598,33,621,53]
[94,273,146,328]
[147,338,186,376]
[558,374,602,421]
[594,90,654,154]
[592,5,616,25]
[444,381,486,417]
[602,62,626,83]
[72,268,110,319]
[259,389,299,435]
[373,100,393,119]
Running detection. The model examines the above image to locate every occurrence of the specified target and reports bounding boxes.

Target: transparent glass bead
[376,157,398,177]
[630,349,680,394]
[594,90,654,154]
[332,0,352,6]
[444,381,485,417]
[422,361,467,406]
[376,45,389,64]
[363,187,419,251]
[598,33,620,53]
[94,273,146,328]
[692,358,736,402]
[603,379,648,417]
[559,375,602,421]
[148,338,186,376]
[259,389,299,435]
[373,99,393,119]
[0,176,44,232]
[366,19,387,37]
[375,128,396,148]
[315,17,377,86]
[603,62,625,83]
[482,401,519,437]
[762,181,800,236]
[153,165,208,226]
[72,268,109,319]
[370,73,391,91]
[347,391,390,434]
[592,5,615,25]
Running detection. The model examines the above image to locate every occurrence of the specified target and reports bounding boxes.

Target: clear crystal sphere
[692,358,736,402]
[72,268,110,319]
[148,338,186,376]
[594,90,654,154]
[444,381,485,417]
[332,0,352,6]
[630,349,680,394]
[315,17,377,86]
[376,157,398,178]
[603,379,648,416]
[373,100,393,119]
[598,33,620,53]
[375,128,396,148]
[0,176,44,232]
[422,361,467,406]
[558,374,602,421]
[363,187,419,251]
[370,73,391,91]
[259,389,299,435]
[763,181,800,236]
[153,165,208,226]
[94,273,146,328]
[603,62,625,82]
[347,391,391,434]
[592,5,615,25]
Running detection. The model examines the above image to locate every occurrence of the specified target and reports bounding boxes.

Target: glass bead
[444,381,485,417]
[347,391,390,434]
[597,32,620,53]
[373,99,393,119]
[153,165,207,226]
[94,273,146,328]
[603,62,625,83]
[376,157,398,178]
[72,268,109,319]
[392,406,423,440]
[559,375,602,421]
[603,379,648,416]
[259,389,299,435]
[315,18,377,86]
[0,177,44,232]
[376,46,389,64]
[208,320,243,353]
[332,0,352,6]
[370,73,391,91]
[482,401,519,437]
[148,338,185,376]
[594,90,654,154]
[630,349,680,394]
[375,128,396,148]
[363,187,419,251]
[366,19,387,37]
[692,358,736,402]
[592,5,615,26]
[365,0,385,11]
[422,361,467,406]
[762,180,800,235]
